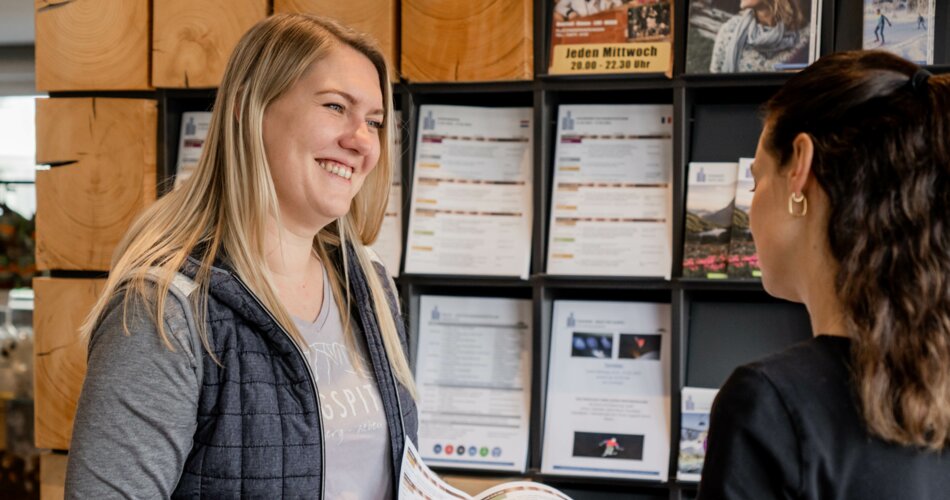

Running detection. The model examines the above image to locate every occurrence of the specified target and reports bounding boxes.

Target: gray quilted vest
[171,245,418,498]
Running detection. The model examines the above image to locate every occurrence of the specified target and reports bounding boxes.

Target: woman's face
[749,124,797,300]
[262,45,384,234]
[740,0,763,9]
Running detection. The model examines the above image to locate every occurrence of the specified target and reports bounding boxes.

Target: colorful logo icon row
[432,443,502,458]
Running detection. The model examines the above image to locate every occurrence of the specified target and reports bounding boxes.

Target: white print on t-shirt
[307,340,372,382]
[319,383,382,420]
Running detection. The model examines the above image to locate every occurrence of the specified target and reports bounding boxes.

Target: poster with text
[541,300,671,481]
[415,295,533,472]
[546,104,673,278]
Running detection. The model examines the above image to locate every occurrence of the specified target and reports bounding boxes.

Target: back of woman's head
[765,50,950,450]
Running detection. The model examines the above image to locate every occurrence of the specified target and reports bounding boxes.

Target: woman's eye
[325,103,345,112]
[367,120,384,130]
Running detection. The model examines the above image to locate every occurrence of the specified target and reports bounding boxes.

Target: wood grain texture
[33,278,105,451]
[35,98,157,271]
[40,452,68,500]
[152,0,268,88]
[35,0,150,91]
[274,0,400,80]
[402,0,533,82]
[442,475,528,495]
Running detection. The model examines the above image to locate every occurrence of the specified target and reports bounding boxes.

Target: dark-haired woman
[698,50,950,499]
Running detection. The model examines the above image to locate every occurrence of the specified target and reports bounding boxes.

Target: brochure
[541,300,671,481]
[370,110,404,277]
[546,104,673,278]
[683,162,738,279]
[174,111,212,189]
[726,158,760,279]
[676,387,719,482]
[400,440,572,499]
[404,105,533,278]
[415,295,533,473]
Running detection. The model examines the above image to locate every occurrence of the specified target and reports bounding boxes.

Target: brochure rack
[44,0,950,498]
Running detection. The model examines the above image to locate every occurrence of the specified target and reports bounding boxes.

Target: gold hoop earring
[788,192,807,217]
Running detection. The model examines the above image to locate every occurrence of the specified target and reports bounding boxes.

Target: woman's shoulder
[722,336,852,423]
[93,271,203,368]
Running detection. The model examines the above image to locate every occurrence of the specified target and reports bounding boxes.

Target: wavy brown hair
[765,50,950,450]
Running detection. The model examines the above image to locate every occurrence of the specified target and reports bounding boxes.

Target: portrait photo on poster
[685,0,820,73]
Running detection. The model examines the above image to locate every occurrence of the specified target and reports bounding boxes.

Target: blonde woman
[64,14,417,498]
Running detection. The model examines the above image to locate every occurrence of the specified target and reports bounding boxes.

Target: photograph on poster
[686,0,818,73]
[861,0,935,65]
[572,432,645,460]
[618,334,662,359]
[571,332,614,358]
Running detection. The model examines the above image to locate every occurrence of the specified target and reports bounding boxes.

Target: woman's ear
[786,132,815,194]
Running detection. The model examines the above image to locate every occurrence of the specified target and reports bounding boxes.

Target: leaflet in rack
[415,296,532,473]
[174,111,212,189]
[369,110,403,277]
[541,300,671,481]
[404,105,533,278]
[676,386,719,483]
[546,104,673,278]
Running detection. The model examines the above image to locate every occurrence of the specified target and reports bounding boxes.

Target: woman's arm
[65,286,202,499]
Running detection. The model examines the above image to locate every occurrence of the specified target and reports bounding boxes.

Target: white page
[370,110,404,276]
[174,111,212,189]
[404,105,533,278]
[546,105,673,278]
[416,296,532,472]
[541,300,671,481]
[399,439,473,499]
[677,387,719,482]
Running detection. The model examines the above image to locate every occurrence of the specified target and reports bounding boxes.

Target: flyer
[682,162,738,279]
[676,386,719,482]
[548,0,674,76]
[541,300,671,481]
[404,105,533,278]
[399,440,571,499]
[415,295,532,472]
[174,111,212,189]
[726,158,760,279]
[546,104,673,278]
[370,110,404,277]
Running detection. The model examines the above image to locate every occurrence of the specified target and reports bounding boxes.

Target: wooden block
[40,452,68,500]
[442,475,528,495]
[152,0,268,88]
[275,0,400,80]
[34,278,105,451]
[35,98,157,271]
[402,0,533,82]
[35,0,150,91]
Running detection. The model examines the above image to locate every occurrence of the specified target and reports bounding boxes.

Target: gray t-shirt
[292,265,392,500]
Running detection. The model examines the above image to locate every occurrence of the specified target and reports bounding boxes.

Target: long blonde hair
[82,13,416,398]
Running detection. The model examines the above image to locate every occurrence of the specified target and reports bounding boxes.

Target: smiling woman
[63,14,417,499]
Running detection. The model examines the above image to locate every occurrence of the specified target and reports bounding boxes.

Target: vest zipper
[232,275,327,500]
